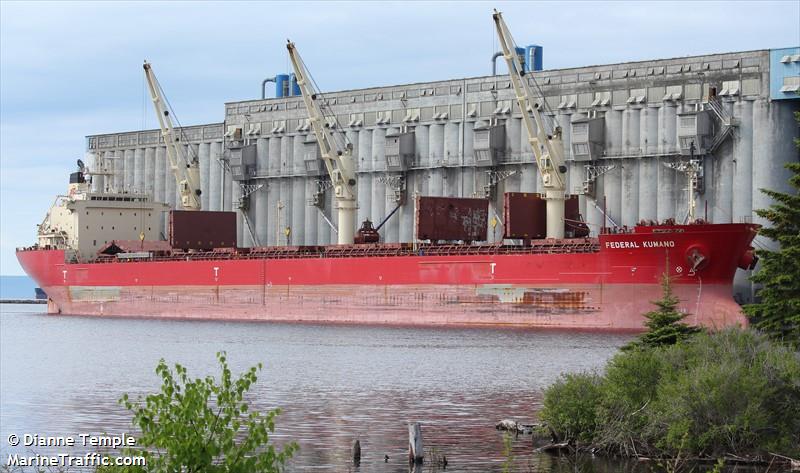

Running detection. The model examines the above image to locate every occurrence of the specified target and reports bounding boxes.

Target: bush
[107,352,297,473]
[651,329,800,457]
[593,348,666,456]
[539,372,603,444]
[539,328,800,459]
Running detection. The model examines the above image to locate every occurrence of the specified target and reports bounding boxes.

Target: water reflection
[0,304,697,472]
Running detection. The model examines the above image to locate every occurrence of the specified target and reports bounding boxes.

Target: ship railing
[600,225,636,235]
[87,239,602,264]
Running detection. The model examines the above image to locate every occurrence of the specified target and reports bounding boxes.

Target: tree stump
[408,422,424,464]
[353,439,361,466]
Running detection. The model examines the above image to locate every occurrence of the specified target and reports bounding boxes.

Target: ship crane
[143,61,202,210]
[286,41,357,245]
[493,10,567,239]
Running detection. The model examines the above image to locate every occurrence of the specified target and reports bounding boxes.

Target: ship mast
[493,10,567,239]
[143,61,202,210]
[664,141,702,223]
[286,41,357,245]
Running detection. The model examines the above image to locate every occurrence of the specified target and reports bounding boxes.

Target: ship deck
[16,238,602,264]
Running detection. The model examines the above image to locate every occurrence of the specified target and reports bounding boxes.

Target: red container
[415,196,488,242]
[169,210,237,250]
[503,192,546,239]
[504,193,587,239]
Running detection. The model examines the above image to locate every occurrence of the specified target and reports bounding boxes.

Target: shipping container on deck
[504,193,587,239]
[415,196,489,242]
[169,210,237,250]
[503,192,546,239]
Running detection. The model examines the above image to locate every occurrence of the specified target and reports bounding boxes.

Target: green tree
[623,273,701,351]
[744,112,800,347]
[113,352,297,473]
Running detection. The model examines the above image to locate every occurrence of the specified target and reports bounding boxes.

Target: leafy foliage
[539,328,800,459]
[622,273,701,351]
[744,113,800,347]
[593,348,665,456]
[539,372,603,444]
[110,352,297,472]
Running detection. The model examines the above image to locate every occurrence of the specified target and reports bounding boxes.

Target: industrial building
[85,46,800,303]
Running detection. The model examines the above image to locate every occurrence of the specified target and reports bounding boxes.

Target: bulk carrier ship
[15,13,761,330]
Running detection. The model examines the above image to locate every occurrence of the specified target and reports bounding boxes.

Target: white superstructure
[37,170,168,261]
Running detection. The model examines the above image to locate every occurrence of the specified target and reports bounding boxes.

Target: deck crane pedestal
[286,41,357,245]
[493,10,567,239]
[143,61,202,211]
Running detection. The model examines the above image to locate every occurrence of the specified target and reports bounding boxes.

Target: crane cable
[500,17,559,133]
[296,52,352,149]
[153,73,198,165]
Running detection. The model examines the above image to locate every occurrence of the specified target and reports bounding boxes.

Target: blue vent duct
[492,44,544,76]
[514,47,526,72]
[275,74,291,98]
[525,45,543,72]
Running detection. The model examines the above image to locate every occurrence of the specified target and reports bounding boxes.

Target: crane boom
[286,41,357,244]
[143,61,202,210]
[493,10,567,238]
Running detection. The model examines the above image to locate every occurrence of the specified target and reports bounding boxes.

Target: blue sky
[1,0,798,275]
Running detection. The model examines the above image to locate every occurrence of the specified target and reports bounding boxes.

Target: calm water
[0,275,36,299]
[0,304,732,472]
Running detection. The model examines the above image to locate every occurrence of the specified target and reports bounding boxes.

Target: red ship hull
[16,223,758,330]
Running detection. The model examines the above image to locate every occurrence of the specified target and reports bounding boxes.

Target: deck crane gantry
[143,61,202,210]
[493,10,567,239]
[286,41,358,245]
